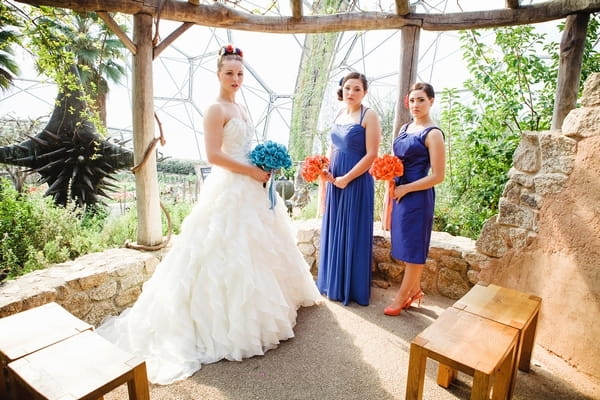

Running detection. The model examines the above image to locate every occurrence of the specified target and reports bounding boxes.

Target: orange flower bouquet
[370,154,404,231]
[301,155,330,183]
[369,154,404,181]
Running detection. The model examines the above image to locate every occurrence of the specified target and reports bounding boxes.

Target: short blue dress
[317,106,374,306]
[390,124,441,264]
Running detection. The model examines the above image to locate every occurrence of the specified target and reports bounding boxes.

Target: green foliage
[543,15,600,101]
[0,3,22,91]
[16,5,128,131]
[434,27,542,238]
[0,175,193,281]
[275,164,296,180]
[0,179,105,278]
[436,20,600,239]
[298,192,318,220]
[157,159,197,175]
[98,201,192,248]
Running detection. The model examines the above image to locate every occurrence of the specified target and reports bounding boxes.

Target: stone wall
[0,249,162,326]
[476,73,600,380]
[295,219,482,299]
[0,222,478,327]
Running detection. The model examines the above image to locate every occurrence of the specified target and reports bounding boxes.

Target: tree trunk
[132,13,163,246]
[551,13,589,130]
[394,26,421,136]
[288,0,348,161]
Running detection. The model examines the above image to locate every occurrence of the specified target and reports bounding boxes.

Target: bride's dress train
[96,118,321,385]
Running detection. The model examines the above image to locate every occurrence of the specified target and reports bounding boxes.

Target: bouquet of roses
[369,154,404,181]
[250,140,293,173]
[300,155,330,183]
[249,140,293,209]
[370,154,404,231]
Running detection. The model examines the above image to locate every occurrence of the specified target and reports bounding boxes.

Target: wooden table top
[412,307,519,375]
[0,302,92,361]
[8,330,144,400]
[452,283,541,330]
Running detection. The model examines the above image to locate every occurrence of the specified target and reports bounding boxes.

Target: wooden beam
[506,0,520,9]
[290,0,302,19]
[97,11,136,55]
[394,26,420,136]
[14,0,600,33]
[132,12,162,246]
[396,0,410,16]
[153,21,194,59]
[551,13,589,130]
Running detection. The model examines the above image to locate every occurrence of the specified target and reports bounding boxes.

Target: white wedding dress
[96,118,322,385]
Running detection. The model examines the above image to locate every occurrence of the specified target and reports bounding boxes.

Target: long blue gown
[390,124,441,264]
[317,107,374,306]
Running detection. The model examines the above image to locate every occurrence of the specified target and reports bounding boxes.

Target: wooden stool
[438,283,542,398]
[406,307,519,400]
[0,302,92,400]
[8,330,150,400]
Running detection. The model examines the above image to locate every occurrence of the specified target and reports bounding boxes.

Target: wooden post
[551,13,589,130]
[133,13,163,246]
[393,26,420,136]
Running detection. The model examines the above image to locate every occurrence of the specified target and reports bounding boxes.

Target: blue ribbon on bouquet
[267,175,277,210]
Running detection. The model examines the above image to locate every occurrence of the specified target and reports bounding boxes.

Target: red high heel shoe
[384,296,413,316]
[404,290,424,309]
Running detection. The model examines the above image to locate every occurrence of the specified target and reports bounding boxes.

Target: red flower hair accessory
[301,155,330,182]
[369,154,404,181]
[219,44,243,58]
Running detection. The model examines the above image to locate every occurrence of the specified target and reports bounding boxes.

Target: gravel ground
[104,286,600,400]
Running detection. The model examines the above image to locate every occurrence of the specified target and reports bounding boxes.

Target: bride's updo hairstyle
[217,44,244,70]
[337,72,368,101]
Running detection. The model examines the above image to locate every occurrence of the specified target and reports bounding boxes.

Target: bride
[96,44,322,385]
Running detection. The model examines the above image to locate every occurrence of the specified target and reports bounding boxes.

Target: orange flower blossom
[369,154,404,181]
[301,155,330,182]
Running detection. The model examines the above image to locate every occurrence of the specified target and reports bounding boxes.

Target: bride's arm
[203,104,270,183]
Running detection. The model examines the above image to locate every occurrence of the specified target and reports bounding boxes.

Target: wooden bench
[0,302,92,400]
[8,330,150,400]
[406,307,519,400]
[437,283,542,398]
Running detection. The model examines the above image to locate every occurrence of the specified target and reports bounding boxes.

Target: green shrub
[98,201,193,248]
[0,179,107,278]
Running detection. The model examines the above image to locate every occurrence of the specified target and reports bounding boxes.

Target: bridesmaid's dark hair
[337,72,368,101]
[217,44,244,70]
[409,82,435,99]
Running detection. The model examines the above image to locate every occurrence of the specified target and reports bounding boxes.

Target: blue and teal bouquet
[249,140,292,172]
[249,140,293,209]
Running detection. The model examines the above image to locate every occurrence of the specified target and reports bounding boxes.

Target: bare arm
[393,128,445,201]
[333,108,382,189]
[203,104,270,184]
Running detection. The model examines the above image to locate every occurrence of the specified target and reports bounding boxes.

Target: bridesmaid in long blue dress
[384,82,446,316]
[317,72,382,306]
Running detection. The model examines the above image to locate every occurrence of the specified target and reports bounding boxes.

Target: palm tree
[0,8,133,207]
[33,9,127,126]
[0,3,21,91]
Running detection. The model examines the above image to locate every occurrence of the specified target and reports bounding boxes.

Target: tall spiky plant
[0,3,21,91]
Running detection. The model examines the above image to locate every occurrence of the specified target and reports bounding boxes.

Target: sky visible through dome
[0,0,561,161]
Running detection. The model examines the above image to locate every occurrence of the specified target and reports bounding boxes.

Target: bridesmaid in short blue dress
[384,82,445,316]
[390,124,439,264]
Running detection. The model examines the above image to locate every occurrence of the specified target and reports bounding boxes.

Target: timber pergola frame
[14,0,600,247]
